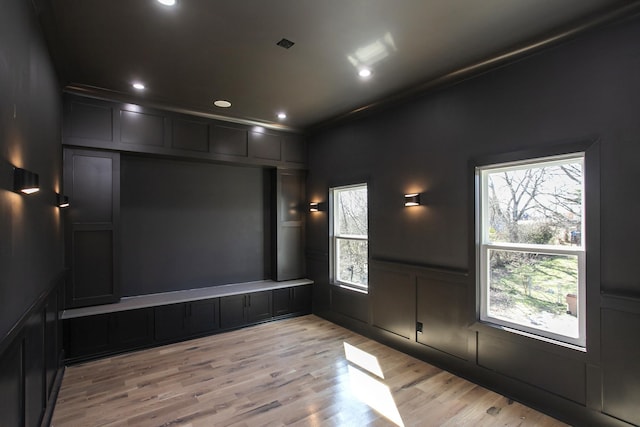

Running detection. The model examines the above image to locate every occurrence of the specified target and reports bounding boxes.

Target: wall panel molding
[0,273,65,427]
[63,93,306,169]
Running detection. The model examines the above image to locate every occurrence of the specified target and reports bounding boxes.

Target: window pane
[336,186,368,236]
[336,239,368,287]
[487,249,579,338]
[487,161,582,246]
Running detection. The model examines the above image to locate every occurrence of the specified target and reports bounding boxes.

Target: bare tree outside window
[478,155,585,347]
[331,184,368,290]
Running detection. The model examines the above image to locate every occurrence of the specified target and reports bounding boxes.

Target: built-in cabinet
[61,94,308,312]
[155,299,220,342]
[273,286,313,317]
[272,169,306,281]
[220,291,272,329]
[64,284,312,363]
[63,148,120,308]
[63,93,306,170]
[65,308,154,359]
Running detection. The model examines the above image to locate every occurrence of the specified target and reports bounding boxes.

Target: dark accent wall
[0,0,65,425]
[0,0,63,342]
[120,155,270,296]
[307,14,640,427]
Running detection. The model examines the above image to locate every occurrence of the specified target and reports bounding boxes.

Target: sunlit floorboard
[51,315,568,426]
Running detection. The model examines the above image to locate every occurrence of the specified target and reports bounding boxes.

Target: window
[330,183,368,292]
[477,154,585,348]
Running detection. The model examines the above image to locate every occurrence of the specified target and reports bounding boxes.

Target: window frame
[329,183,369,293]
[476,153,586,348]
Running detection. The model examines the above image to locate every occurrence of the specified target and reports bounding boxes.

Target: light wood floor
[51,315,567,427]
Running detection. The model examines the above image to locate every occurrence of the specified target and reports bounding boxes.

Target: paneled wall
[307,13,640,427]
[0,280,65,427]
[63,93,306,169]
[62,94,308,304]
[1,1,66,425]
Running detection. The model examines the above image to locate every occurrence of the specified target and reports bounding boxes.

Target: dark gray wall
[0,1,65,425]
[307,14,640,427]
[0,0,63,341]
[121,155,270,296]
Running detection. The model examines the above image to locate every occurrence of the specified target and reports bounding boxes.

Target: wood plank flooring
[51,315,568,426]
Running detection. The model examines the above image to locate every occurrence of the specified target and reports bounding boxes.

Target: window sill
[331,282,369,295]
[472,321,587,354]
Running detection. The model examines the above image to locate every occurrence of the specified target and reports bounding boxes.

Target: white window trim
[476,153,586,348]
[329,183,369,292]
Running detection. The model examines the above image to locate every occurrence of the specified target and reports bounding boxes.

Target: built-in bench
[62,279,313,363]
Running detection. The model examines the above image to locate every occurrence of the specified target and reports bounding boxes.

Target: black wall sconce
[404,193,421,207]
[13,167,40,195]
[57,194,70,208]
[309,202,326,212]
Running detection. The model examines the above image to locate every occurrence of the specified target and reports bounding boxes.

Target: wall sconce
[309,202,326,212]
[57,194,70,208]
[13,167,40,194]
[404,193,421,207]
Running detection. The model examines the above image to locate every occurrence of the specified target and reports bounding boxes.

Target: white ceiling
[36,0,637,130]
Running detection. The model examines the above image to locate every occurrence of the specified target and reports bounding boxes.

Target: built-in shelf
[62,279,313,319]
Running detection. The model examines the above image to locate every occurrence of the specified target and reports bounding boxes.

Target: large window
[330,183,368,292]
[477,154,585,348]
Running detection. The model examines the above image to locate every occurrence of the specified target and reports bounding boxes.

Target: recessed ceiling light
[358,68,372,78]
[132,82,145,90]
[277,112,287,120]
[214,100,232,108]
[157,0,176,6]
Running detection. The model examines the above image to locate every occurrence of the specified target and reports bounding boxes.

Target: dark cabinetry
[273,285,312,317]
[63,148,120,308]
[273,169,306,280]
[63,94,307,169]
[65,308,153,360]
[64,284,311,363]
[220,291,272,329]
[154,299,219,341]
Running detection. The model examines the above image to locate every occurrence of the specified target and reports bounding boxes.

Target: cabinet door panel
[247,291,272,323]
[220,295,246,329]
[273,288,292,316]
[111,309,153,349]
[66,314,110,358]
[273,170,305,280]
[64,148,120,308]
[155,304,186,341]
[71,227,115,304]
[292,285,312,313]
[189,299,219,335]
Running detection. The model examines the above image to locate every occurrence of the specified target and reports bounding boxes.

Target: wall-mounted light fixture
[57,194,70,208]
[13,167,40,195]
[309,202,327,212]
[404,193,421,207]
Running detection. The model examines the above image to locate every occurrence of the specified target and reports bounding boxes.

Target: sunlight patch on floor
[343,342,384,378]
[344,342,404,427]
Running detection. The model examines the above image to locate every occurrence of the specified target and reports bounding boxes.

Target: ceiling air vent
[276,38,295,49]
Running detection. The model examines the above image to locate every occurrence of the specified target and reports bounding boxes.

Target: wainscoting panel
[601,293,640,426]
[370,265,414,339]
[0,275,65,427]
[477,331,586,404]
[416,273,469,359]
